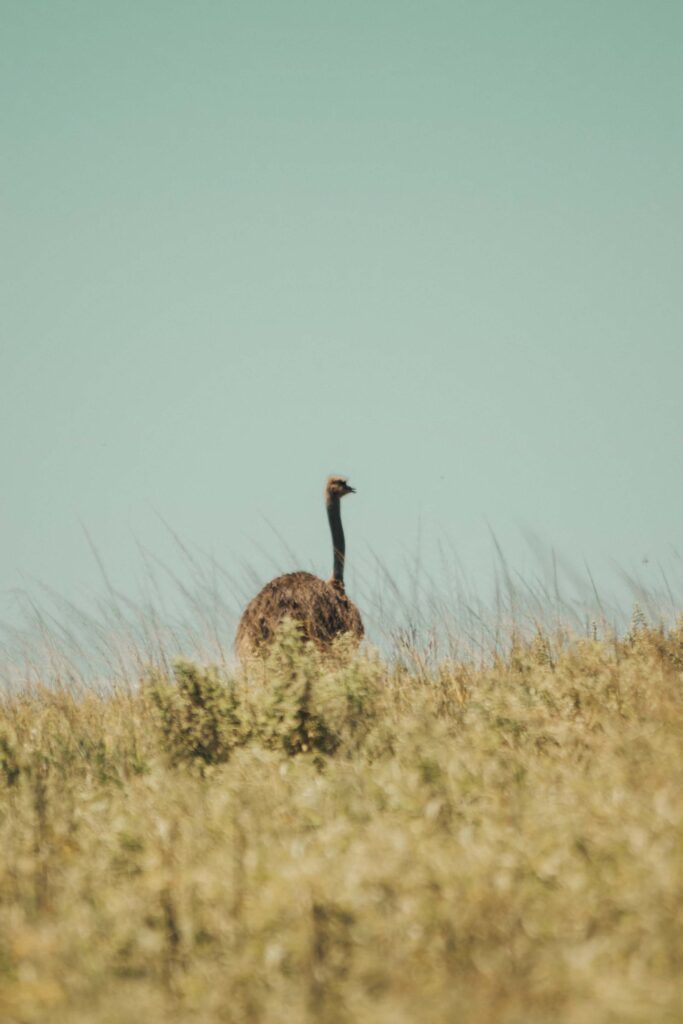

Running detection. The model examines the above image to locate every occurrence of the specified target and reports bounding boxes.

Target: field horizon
[2,532,681,691]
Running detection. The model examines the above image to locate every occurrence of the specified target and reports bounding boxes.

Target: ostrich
[235,476,364,659]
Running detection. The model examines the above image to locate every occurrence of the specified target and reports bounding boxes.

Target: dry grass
[1,616,683,1024]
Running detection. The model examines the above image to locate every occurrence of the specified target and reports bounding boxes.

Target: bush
[252,621,342,759]
[247,621,384,761]
[146,660,244,768]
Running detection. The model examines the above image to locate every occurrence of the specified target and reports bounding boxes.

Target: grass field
[1,613,683,1024]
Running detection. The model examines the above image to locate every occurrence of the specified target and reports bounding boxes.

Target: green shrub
[146,660,244,768]
[253,621,341,759]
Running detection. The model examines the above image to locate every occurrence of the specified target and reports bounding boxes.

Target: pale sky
[2,1,682,642]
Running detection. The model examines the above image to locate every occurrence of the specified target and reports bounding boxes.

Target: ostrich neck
[326,498,346,587]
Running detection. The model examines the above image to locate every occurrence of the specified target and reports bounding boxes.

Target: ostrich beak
[346,485,356,494]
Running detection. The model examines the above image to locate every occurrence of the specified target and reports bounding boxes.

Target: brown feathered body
[235,571,363,659]
[235,475,364,660]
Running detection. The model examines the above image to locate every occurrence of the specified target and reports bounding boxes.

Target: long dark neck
[326,497,346,588]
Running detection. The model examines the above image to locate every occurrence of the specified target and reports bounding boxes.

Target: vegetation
[1,616,683,1023]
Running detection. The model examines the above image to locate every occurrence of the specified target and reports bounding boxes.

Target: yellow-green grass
[1,621,682,1024]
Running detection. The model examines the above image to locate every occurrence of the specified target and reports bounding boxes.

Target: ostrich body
[235,476,364,659]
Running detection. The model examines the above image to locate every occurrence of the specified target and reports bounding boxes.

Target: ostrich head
[325,476,356,502]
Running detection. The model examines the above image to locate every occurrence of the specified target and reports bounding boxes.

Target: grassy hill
[1,619,682,1023]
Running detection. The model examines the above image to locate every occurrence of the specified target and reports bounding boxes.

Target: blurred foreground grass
[1,619,683,1024]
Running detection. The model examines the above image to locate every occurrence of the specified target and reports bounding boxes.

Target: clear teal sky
[2,1,682,632]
